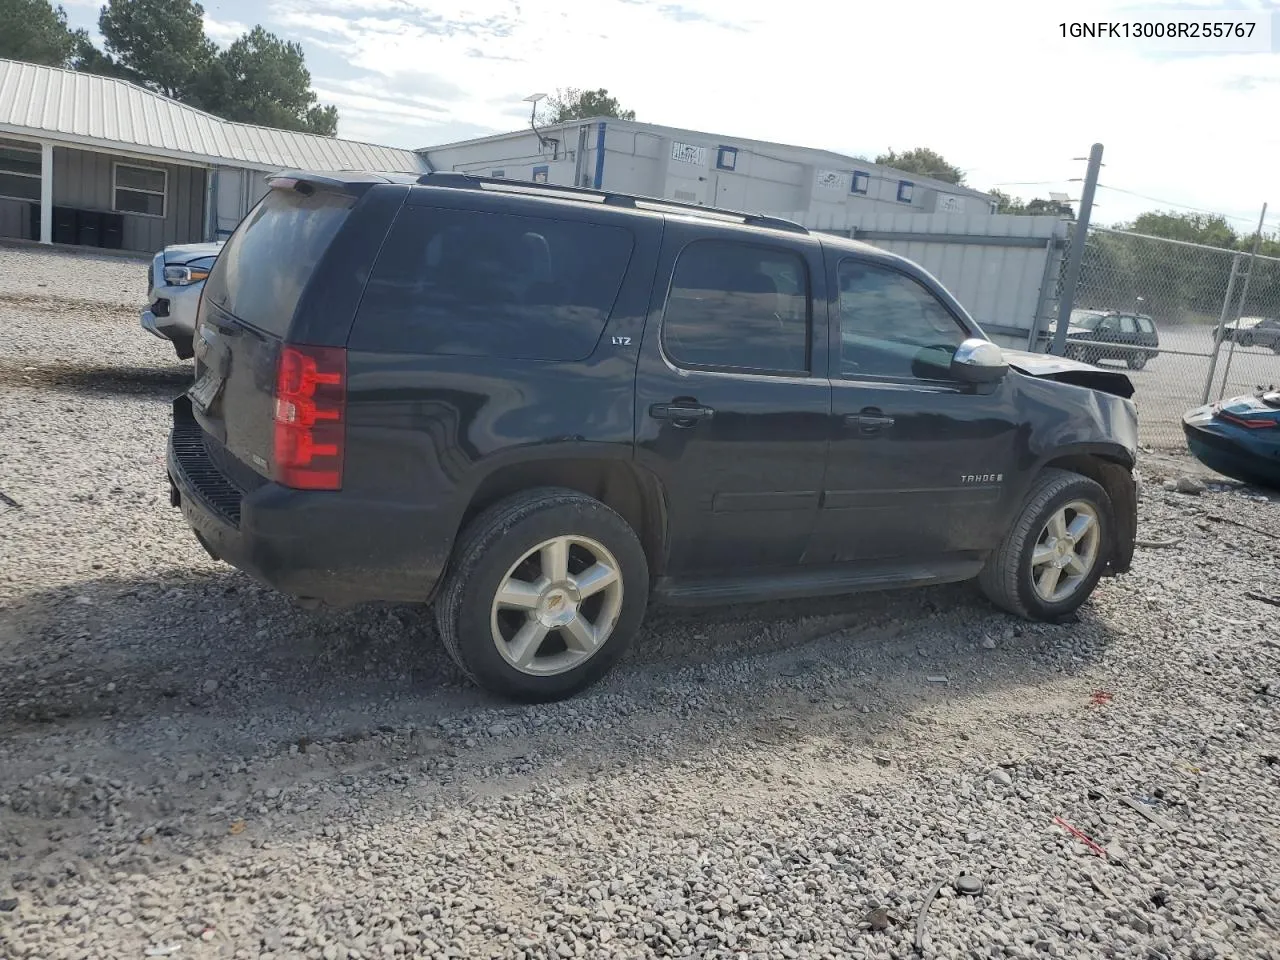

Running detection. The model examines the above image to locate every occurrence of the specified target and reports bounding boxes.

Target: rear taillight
[272,344,347,490]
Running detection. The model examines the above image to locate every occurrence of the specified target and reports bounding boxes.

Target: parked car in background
[140,241,223,359]
[1213,316,1280,352]
[1059,308,1161,370]
[168,170,1139,702]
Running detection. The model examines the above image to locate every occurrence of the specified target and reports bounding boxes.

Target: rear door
[633,220,831,578]
[191,178,395,481]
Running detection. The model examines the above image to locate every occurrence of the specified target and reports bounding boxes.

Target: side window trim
[829,254,972,384]
[658,236,815,378]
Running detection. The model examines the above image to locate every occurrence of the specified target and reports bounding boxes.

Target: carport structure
[0,58,428,253]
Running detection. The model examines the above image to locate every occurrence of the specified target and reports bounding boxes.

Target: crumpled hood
[162,241,223,264]
[1003,348,1136,399]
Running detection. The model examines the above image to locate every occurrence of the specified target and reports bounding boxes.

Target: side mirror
[951,338,1008,384]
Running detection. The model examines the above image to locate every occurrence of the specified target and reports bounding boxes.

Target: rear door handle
[650,402,715,423]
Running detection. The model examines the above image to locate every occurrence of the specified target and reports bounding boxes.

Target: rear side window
[204,188,353,336]
[351,206,634,361]
[1135,316,1155,334]
[661,240,810,374]
[1118,316,1137,334]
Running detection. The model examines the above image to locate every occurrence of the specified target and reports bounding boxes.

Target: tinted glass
[1135,316,1155,334]
[1071,313,1102,330]
[0,172,39,202]
[115,190,164,216]
[1118,315,1137,334]
[352,206,634,361]
[203,188,353,337]
[662,240,809,373]
[116,165,166,194]
[836,259,966,380]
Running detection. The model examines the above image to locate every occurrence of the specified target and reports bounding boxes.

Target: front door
[634,221,831,577]
[810,254,1020,564]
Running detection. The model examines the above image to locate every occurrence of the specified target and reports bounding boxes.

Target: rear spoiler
[264,170,420,198]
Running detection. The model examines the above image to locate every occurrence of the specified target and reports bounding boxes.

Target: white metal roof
[0,58,428,174]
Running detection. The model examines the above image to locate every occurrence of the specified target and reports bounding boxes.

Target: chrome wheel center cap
[535,584,580,628]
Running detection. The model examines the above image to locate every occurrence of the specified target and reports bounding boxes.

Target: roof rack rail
[415,171,810,235]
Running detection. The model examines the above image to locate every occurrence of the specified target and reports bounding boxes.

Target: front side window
[836,259,967,380]
[352,206,634,360]
[661,239,809,374]
[114,163,167,217]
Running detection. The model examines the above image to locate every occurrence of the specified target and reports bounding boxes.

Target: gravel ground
[1,244,1279,960]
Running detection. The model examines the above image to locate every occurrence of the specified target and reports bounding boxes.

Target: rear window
[350,206,634,360]
[203,187,354,336]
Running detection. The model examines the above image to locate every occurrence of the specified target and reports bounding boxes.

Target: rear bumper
[167,396,452,605]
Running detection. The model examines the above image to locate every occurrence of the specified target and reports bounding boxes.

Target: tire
[1126,352,1147,370]
[1271,342,1280,356]
[434,487,649,702]
[1240,335,1254,348]
[978,469,1114,621]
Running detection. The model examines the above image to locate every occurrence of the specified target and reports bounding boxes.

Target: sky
[58,0,1280,232]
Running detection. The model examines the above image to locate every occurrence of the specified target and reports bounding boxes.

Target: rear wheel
[1239,334,1255,348]
[1126,352,1147,370]
[434,488,649,702]
[978,469,1113,621]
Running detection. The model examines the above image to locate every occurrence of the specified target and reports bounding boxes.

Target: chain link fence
[1048,225,1280,447]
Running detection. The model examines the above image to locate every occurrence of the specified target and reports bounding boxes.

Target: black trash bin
[101,213,124,250]
[76,210,103,247]
[52,206,77,245]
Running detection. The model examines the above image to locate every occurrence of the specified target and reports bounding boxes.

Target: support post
[1200,253,1242,404]
[1050,143,1103,356]
[39,142,53,244]
[1215,202,1268,401]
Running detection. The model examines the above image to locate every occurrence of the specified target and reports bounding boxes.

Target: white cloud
[265,0,1278,227]
[203,16,250,46]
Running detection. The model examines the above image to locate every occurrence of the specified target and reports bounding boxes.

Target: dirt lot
[1,243,1278,960]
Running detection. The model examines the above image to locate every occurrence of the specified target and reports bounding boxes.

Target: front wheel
[1239,334,1255,348]
[978,469,1114,621]
[434,488,649,702]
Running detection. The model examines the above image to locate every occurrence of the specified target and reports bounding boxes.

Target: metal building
[0,58,428,252]
[419,118,996,221]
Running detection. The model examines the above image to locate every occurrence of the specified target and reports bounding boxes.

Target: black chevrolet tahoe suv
[168,171,1139,702]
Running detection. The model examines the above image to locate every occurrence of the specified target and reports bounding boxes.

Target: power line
[1095,184,1278,231]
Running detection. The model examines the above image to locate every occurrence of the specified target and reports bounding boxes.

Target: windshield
[1070,311,1104,330]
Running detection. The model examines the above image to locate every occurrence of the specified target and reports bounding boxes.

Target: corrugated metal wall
[801,209,1069,346]
[53,147,206,251]
[0,198,33,240]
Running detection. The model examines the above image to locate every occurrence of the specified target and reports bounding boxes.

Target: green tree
[1127,211,1236,249]
[540,87,636,123]
[0,0,89,67]
[989,190,1073,218]
[197,26,337,135]
[875,147,965,185]
[96,0,214,99]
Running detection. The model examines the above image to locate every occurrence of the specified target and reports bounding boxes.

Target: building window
[0,138,41,203]
[896,180,914,204]
[113,163,167,217]
[531,165,549,184]
[491,169,506,179]
[716,146,738,171]
[851,170,870,195]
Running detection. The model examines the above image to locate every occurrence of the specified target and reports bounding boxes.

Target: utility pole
[1050,143,1103,356]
